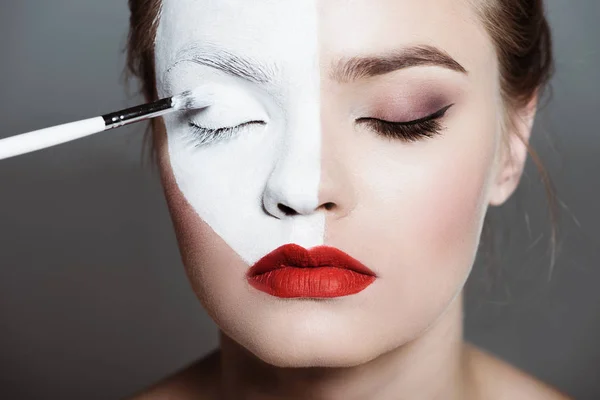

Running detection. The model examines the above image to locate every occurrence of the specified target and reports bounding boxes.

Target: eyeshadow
[368,94,452,122]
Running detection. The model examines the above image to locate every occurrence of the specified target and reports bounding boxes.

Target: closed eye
[356,104,454,142]
[188,120,266,147]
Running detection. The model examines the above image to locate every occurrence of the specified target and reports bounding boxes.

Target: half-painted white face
[154,0,523,367]
[156,0,324,265]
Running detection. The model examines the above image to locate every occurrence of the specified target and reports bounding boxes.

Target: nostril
[323,202,335,211]
[277,203,298,216]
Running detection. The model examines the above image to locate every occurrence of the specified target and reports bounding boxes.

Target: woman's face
[154,0,512,367]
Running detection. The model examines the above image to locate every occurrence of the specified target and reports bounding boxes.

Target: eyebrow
[330,45,467,82]
[165,45,277,84]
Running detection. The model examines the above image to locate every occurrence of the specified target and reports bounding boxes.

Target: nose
[262,134,356,220]
[262,146,324,218]
[263,189,338,218]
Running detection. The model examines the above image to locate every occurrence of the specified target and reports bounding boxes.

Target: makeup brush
[0,88,211,161]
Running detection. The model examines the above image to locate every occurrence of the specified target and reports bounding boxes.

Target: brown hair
[126,0,558,275]
[472,0,558,279]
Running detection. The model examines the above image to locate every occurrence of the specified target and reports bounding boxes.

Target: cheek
[417,156,488,259]
[157,137,249,319]
[382,129,498,327]
[407,131,497,272]
[340,117,498,281]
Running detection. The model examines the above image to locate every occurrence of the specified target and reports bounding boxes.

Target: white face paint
[155,0,323,265]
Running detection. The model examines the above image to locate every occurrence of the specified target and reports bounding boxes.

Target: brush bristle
[172,88,213,111]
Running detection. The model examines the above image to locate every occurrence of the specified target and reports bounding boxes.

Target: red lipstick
[246,244,376,298]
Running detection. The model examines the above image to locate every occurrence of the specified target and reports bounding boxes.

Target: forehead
[156,1,319,72]
[155,0,494,83]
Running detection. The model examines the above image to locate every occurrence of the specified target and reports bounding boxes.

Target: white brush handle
[0,117,106,160]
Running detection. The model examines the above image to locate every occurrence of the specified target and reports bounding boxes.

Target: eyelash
[188,120,266,147]
[188,103,453,146]
[356,104,454,142]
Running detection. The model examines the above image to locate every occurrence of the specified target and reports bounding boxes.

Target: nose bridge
[262,97,322,217]
[318,98,357,219]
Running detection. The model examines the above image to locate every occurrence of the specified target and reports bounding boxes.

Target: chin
[245,337,384,369]
[219,308,394,369]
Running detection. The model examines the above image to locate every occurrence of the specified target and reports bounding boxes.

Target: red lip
[246,244,376,298]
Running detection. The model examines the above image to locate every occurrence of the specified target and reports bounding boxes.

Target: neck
[218,294,470,400]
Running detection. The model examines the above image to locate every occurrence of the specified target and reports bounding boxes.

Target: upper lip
[247,244,377,277]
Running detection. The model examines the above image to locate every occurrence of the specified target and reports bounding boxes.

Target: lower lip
[248,266,376,298]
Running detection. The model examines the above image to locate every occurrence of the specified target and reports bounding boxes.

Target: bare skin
[130,348,569,400]
[128,295,571,400]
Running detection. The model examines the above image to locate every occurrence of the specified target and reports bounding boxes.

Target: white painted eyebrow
[164,44,278,84]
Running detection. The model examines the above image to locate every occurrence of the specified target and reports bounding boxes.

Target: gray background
[0,1,597,399]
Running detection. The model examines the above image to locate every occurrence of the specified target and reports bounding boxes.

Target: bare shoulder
[126,350,220,400]
[465,344,571,400]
